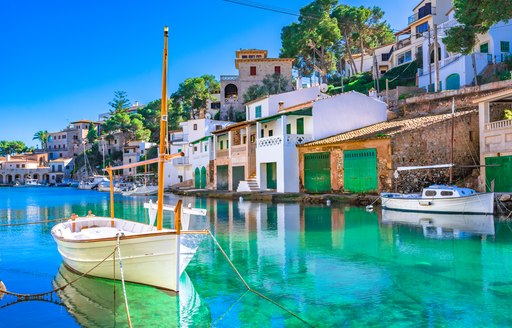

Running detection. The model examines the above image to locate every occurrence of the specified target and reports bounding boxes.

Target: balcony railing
[286,134,314,145]
[396,37,411,50]
[170,134,188,142]
[408,6,436,25]
[485,119,512,131]
[172,156,190,165]
[221,75,238,81]
[257,134,314,148]
[257,136,283,148]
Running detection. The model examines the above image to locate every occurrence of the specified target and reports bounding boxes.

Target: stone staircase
[236,174,260,192]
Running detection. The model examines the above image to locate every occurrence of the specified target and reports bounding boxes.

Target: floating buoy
[326,199,331,206]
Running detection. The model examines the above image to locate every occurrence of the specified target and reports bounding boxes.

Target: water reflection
[381,209,495,239]
[52,265,211,328]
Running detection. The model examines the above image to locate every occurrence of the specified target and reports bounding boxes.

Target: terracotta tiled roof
[302,110,476,147]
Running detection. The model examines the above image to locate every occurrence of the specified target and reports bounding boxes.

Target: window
[255,105,262,118]
[62,135,66,139]
[260,129,264,138]
[129,158,132,163]
[226,140,229,148]
[480,43,489,53]
[58,165,62,172]
[415,22,429,36]
[397,51,412,65]
[274,66,281,74]
[243,136,247,144]
[220,141,223,150]
[210,102,220,109]
[250,66,257,76]
[425,190,437,197]
[193,124,198,130]
[242,55,248,58]
[59,153,63,157]
[286,124,291,134]
[296,118,304,134]
[501,41,510,53]
[268,130,273,137]
[204,145,207,152]
[178,148,182,153]
[440,191,454,196]
[250,134,256,143]
[381,53,390,61]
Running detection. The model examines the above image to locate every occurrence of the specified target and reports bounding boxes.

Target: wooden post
[428,27,432,92]
[386,79,389,106]
[175,200,182,234]
[107,168,115,226]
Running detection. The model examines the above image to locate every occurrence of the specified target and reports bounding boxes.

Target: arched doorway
[33,174,40,181]
[15,174,21,183]
[200,166,207,189]
[194,167,200,189]
[6,175,13,184]
[42,174,50,184]
[446,74,461,90]
[0,175,3,184]
[224,84,238,100]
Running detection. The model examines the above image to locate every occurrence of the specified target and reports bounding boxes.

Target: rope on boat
[116,233,134,328]
[207,230,315,328]
[0,218,67,228]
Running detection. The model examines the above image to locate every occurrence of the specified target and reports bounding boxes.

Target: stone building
[0,153,50,184]
[47,120,101,160]
[220,49,294,118]
[297,110,479,194]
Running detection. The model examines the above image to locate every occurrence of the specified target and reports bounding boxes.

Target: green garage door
[194,167,200,188]
[266,163,277,190]
[232,166,245,191]
[217,165,229,190]
[485,155,512,192]
[304,152,331,193]
[344,149,378,193]
[200,166,207,189]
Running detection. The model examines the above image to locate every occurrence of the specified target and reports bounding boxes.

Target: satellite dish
[205,112,212,119]
[320,83,329,93]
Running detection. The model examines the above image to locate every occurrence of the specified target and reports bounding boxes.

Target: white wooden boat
[122,185,158,196]
[381,185,494,214]
[51,27,204,292]
[381,209,495,237]
[78,175,109,190]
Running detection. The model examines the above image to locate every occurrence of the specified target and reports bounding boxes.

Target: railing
[485,119,512,130]
[408,6,436,25]
[170,134,188,142]
[221,75,238,81]
[396,37,411,50]
[257,136,283,148]
[286,134,314,145]
[172,156,190,165]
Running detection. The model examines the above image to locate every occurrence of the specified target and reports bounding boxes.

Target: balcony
[257,134,313,148]
[221,75,238,81]
[408,6,436,25]
[396,37,411,50]
[170,133,188,143]
[485,119,512,131]
[172,156,190,165]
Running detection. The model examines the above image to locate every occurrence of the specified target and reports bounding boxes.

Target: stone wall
[400,80,512,118]
[391,111,480,192]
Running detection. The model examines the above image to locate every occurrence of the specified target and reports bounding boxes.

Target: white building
[418,8,512,91]
[347,44,394,78]
[122,141,156,177]
[253,91,388,192]
[165,118,233,188]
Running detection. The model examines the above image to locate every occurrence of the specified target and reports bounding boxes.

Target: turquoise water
[1,188,512,327]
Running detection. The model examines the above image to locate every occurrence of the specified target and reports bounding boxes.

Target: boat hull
[52,218,185,291]
[381,192,495,214]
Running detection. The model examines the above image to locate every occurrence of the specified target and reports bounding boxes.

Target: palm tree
[33,130,49,150]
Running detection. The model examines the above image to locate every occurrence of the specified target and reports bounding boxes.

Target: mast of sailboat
[449,97,455,184]
[156,26,169,231]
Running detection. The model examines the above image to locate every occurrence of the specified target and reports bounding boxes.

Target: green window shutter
[220,140,223,150]
[480,43,489,53]
[501,41,510,52]
[286,124,291,134]
[255,105,262,118]
[261,129,264,138]
[178,148,182,153]
[227,140,229,148]
[296,118,304,134]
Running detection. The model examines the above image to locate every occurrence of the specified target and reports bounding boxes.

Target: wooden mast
[157,26,169,231]
[449,97,455,184]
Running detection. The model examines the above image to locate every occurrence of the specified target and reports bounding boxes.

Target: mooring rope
[207,230,314,327]
[116,233,133,328]
[0,218,67,228]
[1,248,116,301]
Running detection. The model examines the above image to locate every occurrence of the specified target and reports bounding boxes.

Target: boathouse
[297,110,479,194]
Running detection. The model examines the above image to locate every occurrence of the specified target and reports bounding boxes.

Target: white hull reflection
[52,265,211,327]
[381,209,495,238]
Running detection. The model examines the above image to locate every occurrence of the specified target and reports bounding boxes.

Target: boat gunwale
[381,192,494,200]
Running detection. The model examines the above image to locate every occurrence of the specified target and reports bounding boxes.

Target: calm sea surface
[0,187,512,327]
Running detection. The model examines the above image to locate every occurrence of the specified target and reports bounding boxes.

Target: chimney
[278,101,285,111]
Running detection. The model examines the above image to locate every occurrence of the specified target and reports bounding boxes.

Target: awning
[190,136,213,145]
[258,107,313,123]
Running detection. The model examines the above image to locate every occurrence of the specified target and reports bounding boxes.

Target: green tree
[262,73,291,94]
[172,74,220,119]
[0,140,28,155]
[243,84,269,103]
[280,0,341,83]
[108,91,131,114]
[87,125,98,144]
[32,130,49,150]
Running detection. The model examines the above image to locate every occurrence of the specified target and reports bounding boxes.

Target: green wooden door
[343,149,378,193]
[446,74,460,90]
[304,152,331,193]
[266,162,277,190]
[216,165,229,190]
[485,155,512,192]
[200,166,207,189]
[232,166,245,191]
[194,167,200,188]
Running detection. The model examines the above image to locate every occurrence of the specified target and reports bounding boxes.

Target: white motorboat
[51,27,205,292]
[381,209,495,237]
[78,175,109,190]
[15,177,46,187]
[122,185,158,196]
[381,185,494,214]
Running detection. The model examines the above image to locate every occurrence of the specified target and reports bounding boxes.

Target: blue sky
[0,0,413,147]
